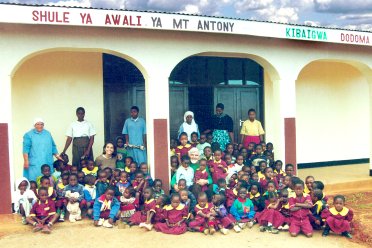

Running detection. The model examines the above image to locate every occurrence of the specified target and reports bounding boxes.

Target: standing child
[26,187,58,234]
[116,136,128,170]
[14,177,37,224]
[201,146,214,161]
[240,108,265,147]
[188,192,216,235]
[154,193,188,235]
[230,187,255,229]
[224,144,236,164]
[129,187,156,230]
[120,187,139,227]
[93,186,120,228]
[285,164,295,177]
[190,132,199,147]
[208,149,228,184]
[321,195,353,239]
[37,176,57,201]
[304,176,315,194]
[170,155,179,178]
[140,163,154,187]
[259,167,279,193]
[289,180,313,237]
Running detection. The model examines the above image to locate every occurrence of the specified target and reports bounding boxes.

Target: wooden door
[169,86,189,140]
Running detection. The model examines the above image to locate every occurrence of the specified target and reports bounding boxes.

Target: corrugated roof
[0,2,370,33]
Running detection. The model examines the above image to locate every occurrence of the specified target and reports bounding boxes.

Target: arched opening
[11,50,146,179]
[169,55,264,142]
[296,60,370,167]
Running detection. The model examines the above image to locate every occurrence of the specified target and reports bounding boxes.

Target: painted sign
[0,3,370,46]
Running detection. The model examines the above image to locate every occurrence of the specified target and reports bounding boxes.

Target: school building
[0,3,371,214]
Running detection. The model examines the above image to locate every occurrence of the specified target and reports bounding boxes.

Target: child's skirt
[215,214,236,229]
[154,222,187,235]
[188,216,216,229]
[243,135,261,148]
[255,209,285,228]
[325,216,351,234]
[129,211,147,224]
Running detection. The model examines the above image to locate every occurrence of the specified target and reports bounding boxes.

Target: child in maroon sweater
[208,149,228,184]
[188,192,216,235]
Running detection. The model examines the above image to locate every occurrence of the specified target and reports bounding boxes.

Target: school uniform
[255,200,286,228]
[175,144,192,158]
[36,187,57,201]
[154,204,188,235]
[29,198,56,222]
[248,192,265,212]
[230,197,255,223]
[321,207,353,234]
[194,169,209,192]
[129,198,156,224]
[82,167,98,177]
[259,177,279,193]
[240,119,265,147]
[208,159,228,184]
[225,188,238,208]
[310,200,327,229]
[213,204,236,229]
[289,194,313,235]
[189,203,216,230]
[154,205,166,223]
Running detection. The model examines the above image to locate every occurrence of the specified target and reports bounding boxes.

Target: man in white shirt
[61,107,96,167]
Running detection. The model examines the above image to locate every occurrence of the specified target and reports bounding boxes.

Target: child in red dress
[255,191,284,234]
[321,195,353,239]
[212,194,237,234]
[129,187,156,231]
[188,192,216,235]
[175,132,192,163]
[277,188,291,231]
[289,180,313,237]
[259,167,279,193]
[153,194,168,224]
[120,187,139,227]
[154,193,188,235]
[193,160,209,192]
[26,187,58,234]
[208,149,228,184]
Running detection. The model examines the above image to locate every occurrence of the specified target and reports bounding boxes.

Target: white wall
[296,61,370,163]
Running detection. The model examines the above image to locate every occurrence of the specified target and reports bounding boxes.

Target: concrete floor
[298,163,372,194]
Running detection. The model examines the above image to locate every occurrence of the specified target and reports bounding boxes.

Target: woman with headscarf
[23,118,62,181]
[178,111,200,142]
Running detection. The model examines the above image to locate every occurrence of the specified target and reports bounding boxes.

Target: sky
[9,0,372,31]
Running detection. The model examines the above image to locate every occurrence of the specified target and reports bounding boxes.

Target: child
[36,164,57,188]
[153,179,165,199]
[304,176,315,194]
[193,159,209,193]
[170,155,179,178]
[213,178,227,195]
[249,182,264,212]
[230,187,255,229]
[240,108,265,148]
[179,189,195,218]
[82,160,98,177]
[289,180,313,237]
[310,189,326,230]
[190,132,199,147]
[259,167,279,193]
[225,180,248,209]
[124,156,133,173]
[175,132,192,162]
[274,160,285,181]
[30,181,37,192]
[70,165,79,175]
[256,191,283,234]
[38,176,57,201]
[62,174,84,221]
[60,153,72,172]
[170,138,177,156]
[321,195,353,239]
[14,177,37,224]
[154,194,168,224]
[55,173,69,222]
[140,163,154,186]
[188,192,216,235]
[116,171,131,194]
[96,170,110,198]
[132,171,148,198]
[120,187,139,226]
[313,180,328,202]
[224,144,236,163]
[173,155,194,191]
[112,168,121,185]
[278,188,291,231]
[212,194,237,234]
[227,154,244,180]
[206,133,213,145]
[280,175,292,191]
[129,187,156,231]
[154,193,188,235]
[201,146,214,161]
[83,175,97,217]
[248,144,267,168]
[128,162,138,182]
[77,171,85,185]
[26,187,58,234]
[196,134,211,157]
[178,180,197,210]
[285,164,295,177]
[52,160,62,182]
[116,136,128,170]
[93,186,120,228]
[208,149,228,184]
[257,161,267,180]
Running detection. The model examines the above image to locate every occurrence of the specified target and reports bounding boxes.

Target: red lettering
[112,15,120,25]
[123,16,129,25]
[105,14,111,25]
[32,10,39,21]
[137,16,142,26]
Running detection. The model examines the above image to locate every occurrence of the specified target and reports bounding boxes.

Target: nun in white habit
[177,111,200,142]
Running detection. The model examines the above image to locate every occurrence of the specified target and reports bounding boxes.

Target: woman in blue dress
[23,118,62,181]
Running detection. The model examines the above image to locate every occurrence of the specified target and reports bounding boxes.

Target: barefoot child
[26,187,58,234]
[93,186,120,228]
[321,195,353,239]
[154,193,188,235]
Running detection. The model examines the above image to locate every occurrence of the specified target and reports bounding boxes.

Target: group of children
[14,134,354,239]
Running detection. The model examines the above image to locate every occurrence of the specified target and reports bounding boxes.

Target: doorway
[169,56,264,142]
[103,53,145,142]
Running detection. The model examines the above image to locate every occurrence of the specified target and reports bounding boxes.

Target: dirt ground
[1,191,370,248]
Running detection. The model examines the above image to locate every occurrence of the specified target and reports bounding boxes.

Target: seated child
[55,173,69,222]
[313,180,328,202]
[278,188,291,231]
[289,180,313,237]
[154,193,188,235]
[124,156,133,173]
[116,171,131,194]
[129,187,156,230]
[257,161,267,180]
[62,174,84,222]
[201,146,214,161]
[321,195,353,239]
[248,182,265,212]
[213,178,227,195]
[153,179,165,199]
[82,160,98,177]
[179,189,195,219]
[225,180,248,209]
[132,171,149,199]
[77,171,85,186]
[212,194,237,234]
[52,160,62,183]
[172,155,194,191]
[36,164,57,188]
[178,180,197,210]
[83,175,97,217]
[230,187,255,229]
[128,162,138,182]
[119,187,139,226]
[140,163,154,187]
[26,187,58,234]
[14,177,37,224]
[255,191,284,234]
[310,189,327,230]
[194,159,210,193]
[274,160,285,185]
[154,194,168,224]
[188,192,216,235]
[93,186,120,228]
